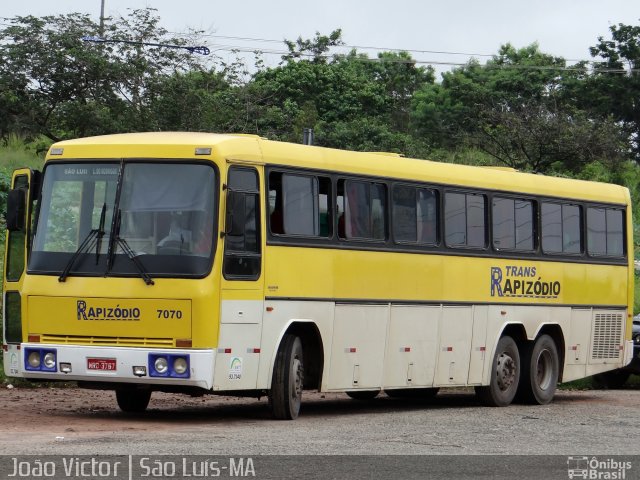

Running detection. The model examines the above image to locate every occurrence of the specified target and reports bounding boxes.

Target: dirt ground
[1,383,640,456]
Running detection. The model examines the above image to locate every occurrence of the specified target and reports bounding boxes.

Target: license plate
[87,358,117,371]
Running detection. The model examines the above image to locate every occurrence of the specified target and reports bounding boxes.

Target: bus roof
[48,132,630,205]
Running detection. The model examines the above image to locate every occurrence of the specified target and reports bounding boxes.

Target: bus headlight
[43,352,56,369]
[27,351,41,369]
[149,353,190,378]
[154,357,169,375]
[24,348,57,372]
[173,357,188,375]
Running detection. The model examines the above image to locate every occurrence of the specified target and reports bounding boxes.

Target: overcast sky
[3,1,639,76]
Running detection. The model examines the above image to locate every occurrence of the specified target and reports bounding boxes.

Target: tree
[412,43,630,172]
[0,8,206,141]
[585,22,640,161]
[251,30,435,152]
[282,29,344,64]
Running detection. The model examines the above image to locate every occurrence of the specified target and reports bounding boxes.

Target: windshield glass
[30,161,217,278]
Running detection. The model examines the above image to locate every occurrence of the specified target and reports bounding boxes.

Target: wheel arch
[270,320,324,390]
[533,323,566,382]
[500,323,528,344]
[482,323,527,386]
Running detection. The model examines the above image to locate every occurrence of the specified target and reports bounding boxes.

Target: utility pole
[99,0,105,35]
[303,128,314,145]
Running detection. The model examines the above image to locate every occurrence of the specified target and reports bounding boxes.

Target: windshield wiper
[58,229,99,282]
[95,202,107,264]
[109,209,154,286]
[116,236,155,286]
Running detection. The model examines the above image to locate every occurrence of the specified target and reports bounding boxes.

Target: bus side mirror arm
[6,188,26,232]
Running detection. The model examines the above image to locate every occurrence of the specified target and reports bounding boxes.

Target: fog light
[60,363,72,373]
[154,357,168,375]
[173,357,188,375]
[27,351,41,369]
[133,366,147,377]
[43,352,56,369]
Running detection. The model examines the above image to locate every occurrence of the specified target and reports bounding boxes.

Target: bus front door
[3,168,37,377]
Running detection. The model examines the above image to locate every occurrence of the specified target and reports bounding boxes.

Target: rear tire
[517,334,559,405]
[592,370,631,389]
[476,335,520,407]
[269,334,304,420]
[116,389,151,413]
[346,390,380,400]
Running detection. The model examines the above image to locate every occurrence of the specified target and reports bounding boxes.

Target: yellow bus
[3,132,635,419]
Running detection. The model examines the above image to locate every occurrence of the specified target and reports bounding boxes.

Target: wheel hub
[536,349,552,390]
[496,352,516,391]
[292,358,303,398]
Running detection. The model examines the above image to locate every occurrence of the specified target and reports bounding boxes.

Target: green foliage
[586,23,640,161]
[283,29,344,63]
[412,43,631,173]
[0,9,205,142]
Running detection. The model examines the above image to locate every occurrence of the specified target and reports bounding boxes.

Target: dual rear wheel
[476,334,559,407]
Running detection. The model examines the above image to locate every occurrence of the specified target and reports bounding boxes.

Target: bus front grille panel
[591,313,623,360]
[40,334,174,348]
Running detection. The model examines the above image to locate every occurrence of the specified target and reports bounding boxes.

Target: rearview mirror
[225,190,246,236]
[6,188,26,232]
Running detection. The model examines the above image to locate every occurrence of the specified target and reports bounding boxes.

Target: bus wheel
[476,335,520,407]
[386,388,439,399]
[269,334,304,420]
[346,390,380,400]
[115,389,151,413]
[517,334,559,404]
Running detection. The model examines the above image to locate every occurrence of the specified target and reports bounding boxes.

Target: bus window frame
[27,159,219,280]
[262,164,628,267]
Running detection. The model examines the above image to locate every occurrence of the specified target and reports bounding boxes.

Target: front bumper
[5,343,215,389]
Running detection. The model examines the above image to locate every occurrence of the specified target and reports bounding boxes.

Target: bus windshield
[30,161,217,278]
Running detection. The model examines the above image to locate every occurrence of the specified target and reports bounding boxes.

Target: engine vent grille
[41,334,174,348]
[591,313,623,360]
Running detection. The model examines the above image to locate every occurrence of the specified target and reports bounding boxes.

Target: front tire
[517,334,559,405]
[269,334,304,420]
[346,390,380,400]
[116,389,151,413]
[386,388,439,399]
[476,335,520,407]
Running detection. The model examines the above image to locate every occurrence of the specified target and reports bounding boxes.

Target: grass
[0,135,47,174]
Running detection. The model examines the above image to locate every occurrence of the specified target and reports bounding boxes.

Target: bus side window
[268,171,331,238]
[587,207,624,257]
[445,191,486,248]
[541,202,582,255]
[392,184,438,245]
[339,179,386,241]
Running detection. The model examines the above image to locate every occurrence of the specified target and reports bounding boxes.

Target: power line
[168,31,591,63]
[181,41,636,74]
[81,35,210,55]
